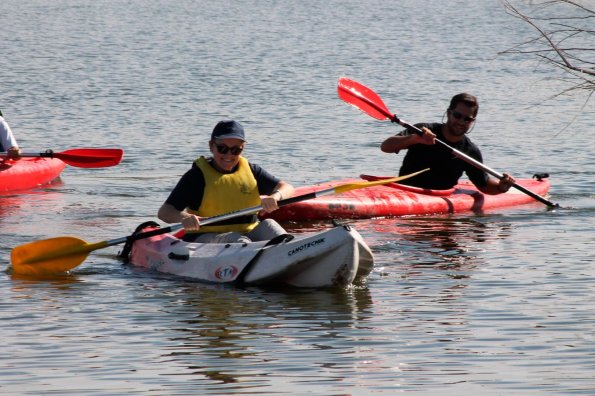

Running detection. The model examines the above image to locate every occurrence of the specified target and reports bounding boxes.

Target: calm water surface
[1,1,594,395]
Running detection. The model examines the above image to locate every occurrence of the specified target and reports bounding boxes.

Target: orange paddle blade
[10,237,104,275]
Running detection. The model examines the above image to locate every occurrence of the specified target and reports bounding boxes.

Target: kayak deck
[265,175,552,221]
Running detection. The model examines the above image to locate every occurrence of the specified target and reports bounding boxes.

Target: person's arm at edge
[1,118,21,159]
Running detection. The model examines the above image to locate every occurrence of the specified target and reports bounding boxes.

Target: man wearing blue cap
[158,120,295,243]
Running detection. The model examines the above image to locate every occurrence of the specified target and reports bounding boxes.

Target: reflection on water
[0,183,65,217]
[286,215,514,269]
[363,216,512,268]
[8,271,84,286]
[286,216,516,310]
[120,278,374,387]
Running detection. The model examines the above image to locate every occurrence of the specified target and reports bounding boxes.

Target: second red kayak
[264,175,552,221]
[0,158,66,192]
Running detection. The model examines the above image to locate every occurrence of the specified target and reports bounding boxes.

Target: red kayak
[0,158,66,192]
[265,175,552,221]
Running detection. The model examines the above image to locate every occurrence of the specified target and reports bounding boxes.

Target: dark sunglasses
[449,109,476,123]
[214,143,243,155]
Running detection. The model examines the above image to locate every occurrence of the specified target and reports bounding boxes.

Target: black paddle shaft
[391,115,558,208]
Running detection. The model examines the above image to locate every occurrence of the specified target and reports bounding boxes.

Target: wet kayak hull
[128,224,374,288]
[0,158,66,192]
[265,176,552,221]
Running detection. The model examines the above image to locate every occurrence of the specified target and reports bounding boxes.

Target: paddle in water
[337,77,559,208]
[0,148,124,168]
[10,169,428,276]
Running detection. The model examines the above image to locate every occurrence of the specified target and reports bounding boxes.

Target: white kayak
[125,223,374,288]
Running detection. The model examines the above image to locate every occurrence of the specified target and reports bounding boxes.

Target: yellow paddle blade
[10,237,106,276]
[333,168,429,194]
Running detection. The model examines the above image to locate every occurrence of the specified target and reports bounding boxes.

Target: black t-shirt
[164,159,281,211]
[397,123,488,190]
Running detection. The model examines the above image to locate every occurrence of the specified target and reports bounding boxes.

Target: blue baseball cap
[211,120,246,141]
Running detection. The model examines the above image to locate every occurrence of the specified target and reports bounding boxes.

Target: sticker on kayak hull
[215,265,239,281]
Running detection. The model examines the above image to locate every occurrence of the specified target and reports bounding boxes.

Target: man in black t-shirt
[380,93,515,193]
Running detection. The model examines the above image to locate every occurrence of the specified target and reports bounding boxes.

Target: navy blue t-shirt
[165,158,281,212]
[397,123,489,190]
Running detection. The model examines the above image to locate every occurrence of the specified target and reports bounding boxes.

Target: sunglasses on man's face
[449,109,476,123]
[214,143,244,155]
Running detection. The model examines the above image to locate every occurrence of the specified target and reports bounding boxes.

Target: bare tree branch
[502,1,595,77]
[500,0,594,131]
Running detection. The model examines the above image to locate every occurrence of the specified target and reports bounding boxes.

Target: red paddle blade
[337,77,394,121]
[55,148,124,168]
